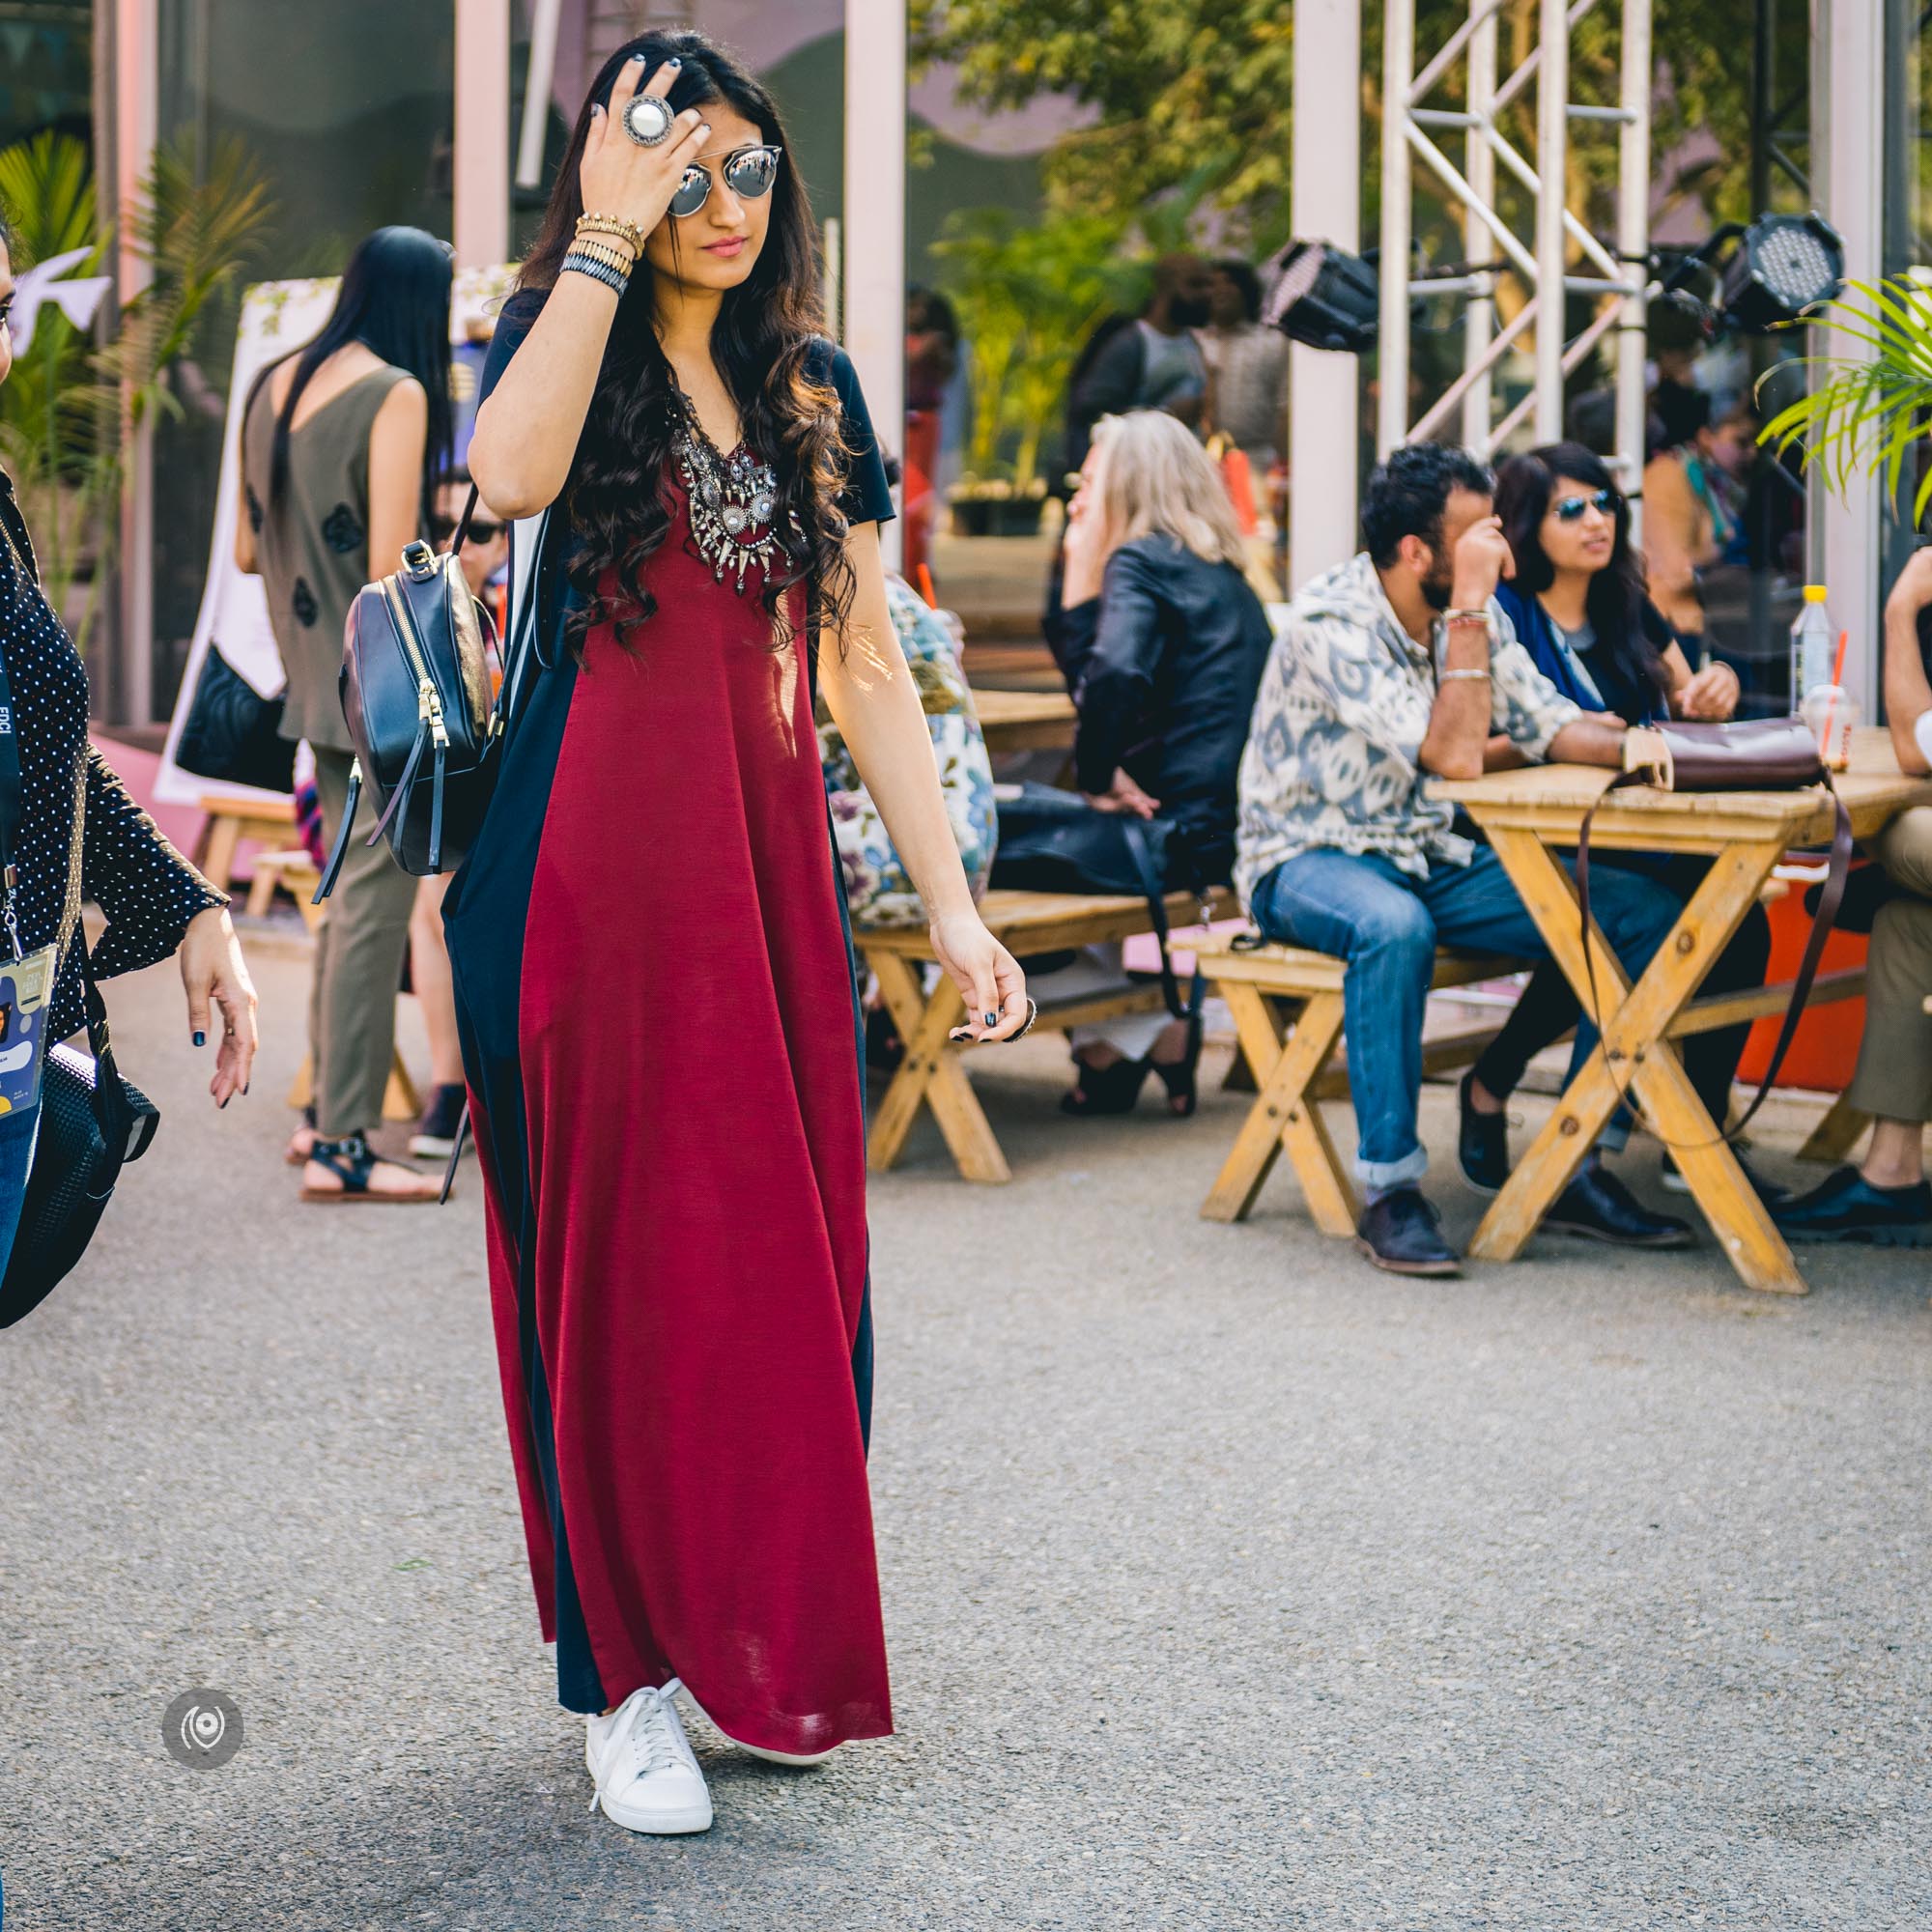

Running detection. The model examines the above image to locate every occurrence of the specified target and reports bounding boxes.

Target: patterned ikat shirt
[1234,549,1582,907]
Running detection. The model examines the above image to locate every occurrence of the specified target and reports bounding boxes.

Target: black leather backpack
[317,488,536,897]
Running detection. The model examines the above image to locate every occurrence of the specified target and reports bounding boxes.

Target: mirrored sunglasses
[669,144,782,218]
[1552,488,1617,523]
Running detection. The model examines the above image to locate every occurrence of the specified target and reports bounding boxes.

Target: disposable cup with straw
[1802,628,1855,770]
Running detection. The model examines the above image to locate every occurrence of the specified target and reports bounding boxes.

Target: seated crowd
[913,416,1931,1276]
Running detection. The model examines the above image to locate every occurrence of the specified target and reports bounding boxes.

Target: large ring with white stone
[622,94,674,147]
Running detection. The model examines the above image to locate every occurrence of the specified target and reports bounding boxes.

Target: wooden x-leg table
[1434,729,1932,1294]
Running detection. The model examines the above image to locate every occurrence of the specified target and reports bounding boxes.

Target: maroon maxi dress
[443,314,895,1755]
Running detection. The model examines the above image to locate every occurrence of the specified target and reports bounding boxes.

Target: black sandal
[299,1132,440,1205]
[1150,1011,1205,1119]
[1060,1053,1152,1117]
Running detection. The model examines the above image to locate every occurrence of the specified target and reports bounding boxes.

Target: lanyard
[0,626,22,961]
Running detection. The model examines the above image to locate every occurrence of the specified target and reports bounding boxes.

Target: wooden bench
[195,793,297,893]
[857,885,1236,1183]
[250,849,419,1125]
[1197,933,1528,1235]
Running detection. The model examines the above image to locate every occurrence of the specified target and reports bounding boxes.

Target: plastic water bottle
[1789,584,1834,714]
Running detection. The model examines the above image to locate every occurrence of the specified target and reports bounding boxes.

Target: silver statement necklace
[670,382,783,594]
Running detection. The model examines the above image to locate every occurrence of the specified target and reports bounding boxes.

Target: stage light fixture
[1264,241,1379,354]
[1719,213,1845,333]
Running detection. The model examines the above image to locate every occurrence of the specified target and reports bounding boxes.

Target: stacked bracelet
[578,211,646,255]
[561,247,631,298]
[567,238,636,276]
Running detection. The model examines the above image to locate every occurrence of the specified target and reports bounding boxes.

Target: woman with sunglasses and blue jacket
[1456,441,1778,1212]
[451,32,1028,1837]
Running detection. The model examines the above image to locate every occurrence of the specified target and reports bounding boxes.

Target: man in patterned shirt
[1236,443,1690,1275]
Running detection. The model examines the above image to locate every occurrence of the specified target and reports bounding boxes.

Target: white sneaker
[584,1681,713,1833]
[684,1690,839,1767]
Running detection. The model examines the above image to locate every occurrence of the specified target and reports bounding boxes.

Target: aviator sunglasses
[1552,488,1617,523]
[669,144,782,218]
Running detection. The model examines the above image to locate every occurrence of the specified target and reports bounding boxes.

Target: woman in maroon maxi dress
[451,33,1030,1836]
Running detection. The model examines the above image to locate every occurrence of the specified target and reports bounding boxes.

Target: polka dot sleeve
[81,747,227,982]
[0,466,225,1043]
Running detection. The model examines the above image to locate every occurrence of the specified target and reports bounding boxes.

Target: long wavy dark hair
[1495,441,1670,710]
[518,29,854,653]
[268,225,454,536]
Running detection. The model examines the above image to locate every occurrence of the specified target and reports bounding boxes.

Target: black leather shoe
[1457,1072,1510,1196]
[1355,1186,1462,1277]
[1773,1166,1932,1246]
[1544,1160,1693,1248]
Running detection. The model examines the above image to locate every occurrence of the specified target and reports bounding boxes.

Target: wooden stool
[857,885,1236,1182]
[196,793,297,893]
[255,849,420,1126]
[1197,934,1525,1234]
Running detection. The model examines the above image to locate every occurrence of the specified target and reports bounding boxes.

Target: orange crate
[1735,866,1868,1093]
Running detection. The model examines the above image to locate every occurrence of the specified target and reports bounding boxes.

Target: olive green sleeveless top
[242,363,409,752]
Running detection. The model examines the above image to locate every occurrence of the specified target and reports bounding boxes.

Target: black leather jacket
[1045,534,1272,884]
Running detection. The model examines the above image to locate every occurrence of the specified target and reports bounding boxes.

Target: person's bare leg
[411,874,466,1088]
[1861,1117,1925,1190]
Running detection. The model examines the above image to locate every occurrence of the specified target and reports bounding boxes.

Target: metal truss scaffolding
[1378,0,1654,515]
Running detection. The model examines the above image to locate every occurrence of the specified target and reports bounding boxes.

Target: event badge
[0,941,56,1118]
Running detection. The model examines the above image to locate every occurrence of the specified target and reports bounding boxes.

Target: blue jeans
[0,1097,40,1278]
[1250,846,1681,1188]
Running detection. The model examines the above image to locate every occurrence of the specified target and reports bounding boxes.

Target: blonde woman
[997,410,1272,1115]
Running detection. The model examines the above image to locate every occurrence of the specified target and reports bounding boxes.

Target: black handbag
[0,629,158,1324]
[316,488,535,896]
[989,781,1208,1021]
[0,941,159,1326]
[174,643,295,794]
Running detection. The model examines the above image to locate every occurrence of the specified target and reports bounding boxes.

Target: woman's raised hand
[579,55,711,239]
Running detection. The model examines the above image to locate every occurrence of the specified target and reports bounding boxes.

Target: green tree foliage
[911,0,1787,246]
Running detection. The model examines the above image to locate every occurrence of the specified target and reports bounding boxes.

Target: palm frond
[1755,277,1932,525]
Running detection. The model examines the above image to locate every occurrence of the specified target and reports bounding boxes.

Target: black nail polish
[192,1030,206,1047]
[984,1011,997,1026]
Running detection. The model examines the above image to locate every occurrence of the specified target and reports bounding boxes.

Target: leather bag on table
[1575,716,1852,1143]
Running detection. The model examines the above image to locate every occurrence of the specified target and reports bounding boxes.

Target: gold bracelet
[577,213,646,256]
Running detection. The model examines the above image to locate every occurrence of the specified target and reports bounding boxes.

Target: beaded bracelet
[561,249,631,298]
[578,212,646,255]
[566,238,637,276]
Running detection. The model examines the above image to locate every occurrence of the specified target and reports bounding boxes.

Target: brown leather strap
[1575,774,1853,1148]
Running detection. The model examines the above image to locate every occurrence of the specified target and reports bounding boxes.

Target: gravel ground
[0,925,1927,1931]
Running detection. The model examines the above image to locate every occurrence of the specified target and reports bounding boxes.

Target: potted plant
[933,205,1139,534]
[0,128,272,651]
